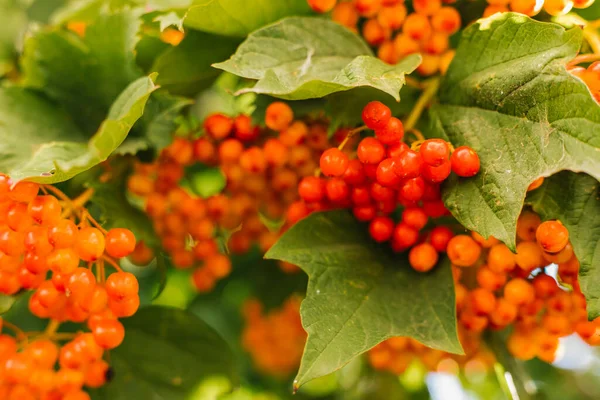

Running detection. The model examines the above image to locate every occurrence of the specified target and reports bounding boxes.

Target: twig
[404,77,441,132]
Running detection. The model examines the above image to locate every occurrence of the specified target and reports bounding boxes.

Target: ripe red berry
[362,101,392,130]
[451,146,480,177]
[357,137,386,164]
[298,177,325,203]
[105,228,136,258]
[399,177,425,201]
[320,148,349,177]
[409,243,439,272]
[393,150,422,179]
[387,142,410,158]
[375,158,401,187]
[392,222,419,249]
[420,139,449,166]
[353,205,377,221]
[351,186,371,205]
[343,159,366,185]
[369,217,395,242]
[402,207,428,230]
[429,226,454,252]
[421,160,451,183]
[375,117,404,144]
[325,178,350,203]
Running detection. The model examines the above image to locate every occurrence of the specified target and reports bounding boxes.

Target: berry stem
[80,210,108,235]
[102,255,123,273]
[405,76,425,89]
[2,321,27,342]
[338,125,368,151]
[43,319,61,337]
[404,77,440,132]
[567,53,600,68]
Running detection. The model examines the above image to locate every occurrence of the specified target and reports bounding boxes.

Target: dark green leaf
[137,91,192,151]
[432,13,600,250]
[90,306,237,400]
[1,76,156,184]
[265,210,461,388]
[21,11,143,133]
[151,30,240,96]
[251,95,326,126]
[525,172,600,318]
[184,0,311,38]
[214,17,420,100]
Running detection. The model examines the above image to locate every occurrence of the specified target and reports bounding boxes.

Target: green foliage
[152,30,240,96]
[432,13,600,250]
[90,306,237,399]
[184,0,311,37]
[21,11,143,132]
[266,210,461,388]
[215,17,420,100]
[0,76,156,183]
[526,172,600,318]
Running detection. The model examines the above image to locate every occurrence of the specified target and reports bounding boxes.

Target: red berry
[343,159,366,185]
[387,142,409,158]
[357,137,386,164]
[429,226,454,252]
[420,139,449,166]
[370,182,395,202]
[362,101,391,130]
[92,319,125,349]
[392,222,419,249]
[422,200,448,217]
[298,177,325,203]
[369,217,395,242]
[399,177,425,201]
[353,205,377,221]
[376,158,401,187]
[325,178,350,203]
[402,207,428,230]
[67,268,96,303]
[375,117,404,144]
[393,150,422,179]
[320,148,349,177]
[451,146,480,177]
[351,186,371,205]
[421,160,451,183]
[204,113,233,140]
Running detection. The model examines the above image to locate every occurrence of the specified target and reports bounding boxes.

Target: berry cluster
[308,0,460,75]
[569,60,600,103]
[128,102,345,289]
[241,297,306,377]
[483,0,594,18]
[369,211,600,375]
[0,176,140,398]
[296,101,479,272]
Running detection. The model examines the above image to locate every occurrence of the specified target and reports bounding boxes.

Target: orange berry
[409,243,439,272]
[393,34,420,57]
[413,0,442,15]
[403,13,432,42]
[507,332,536,360]
[469,288,496,315]
[542,243,573,264]
[75,227,105,262]
[536,220,569,253]
[205,253,232,279]
[476,266,506,291]
[362,18,389,46]
[332,2,359,28]
[204,113,233,140]
[487,243,516,273]
[105,228,136,258]
[515,241,545,272]
[532,274,559,299]
[504,278,535,306]
[509,0,543,16]
[307,0,337,13]
[265,102,293,131]
[471,231,499,248]
[447,235,481,267]
[517,211,541,241]
[489,298,518,327]
[483,4,509,17]
[431,7,461,34]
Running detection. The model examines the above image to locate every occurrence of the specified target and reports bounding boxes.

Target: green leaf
[431,13,600,250]
[183,0,311,38]
[151,30,240,96]
[90,306,237,400]
[265,210,461,388]
[214,17,421,100]
[2,76,157,184]
[87,169,159,248]
[525,172,600,318]
[0,294,16,314]
[0,1,26,76]
[21,11,142,132]
[137,91,193,151]
[154,10,184,31]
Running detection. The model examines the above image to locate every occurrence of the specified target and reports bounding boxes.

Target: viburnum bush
[0,0,600,399]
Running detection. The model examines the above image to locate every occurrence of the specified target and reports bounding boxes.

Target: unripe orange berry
[447,235,481,267]
[536,220,569,253]
[409,243,439,272]
[504,278,535,306]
